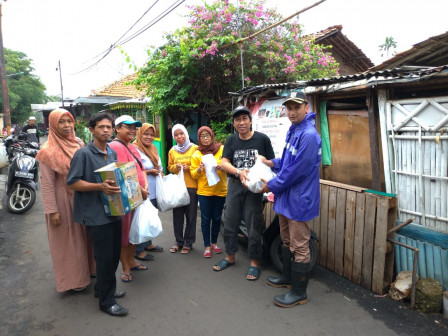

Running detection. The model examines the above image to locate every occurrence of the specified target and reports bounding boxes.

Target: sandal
[246,266,260,281]
[180,246,191,254]
[146,245,164,252]
[121,273,133,283]
[203,249,212,258]
[170,245,180,253]
[213,258,235,271]
[130,264,148,271]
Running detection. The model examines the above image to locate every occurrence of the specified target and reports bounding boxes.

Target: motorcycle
[5,133,39,214]
[223,196,319,273]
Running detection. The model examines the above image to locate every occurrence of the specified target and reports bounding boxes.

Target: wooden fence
[309,180,398,294]
[264,179,398,294]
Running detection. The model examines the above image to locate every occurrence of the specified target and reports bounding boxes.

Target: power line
[71,0,186,75]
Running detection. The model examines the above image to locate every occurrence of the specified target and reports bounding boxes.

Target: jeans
[135,198,158,255]
[198,195,226,247]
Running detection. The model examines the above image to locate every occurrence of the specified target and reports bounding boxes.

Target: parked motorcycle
[5,133,39,214]
[223,196,319,273]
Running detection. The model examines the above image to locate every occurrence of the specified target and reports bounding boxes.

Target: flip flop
[121,273,133,283]
[246,266,260,281]
[146,245,164,252]
[130,264,148,271]
[135,253,154,261]
[213,258,235,271]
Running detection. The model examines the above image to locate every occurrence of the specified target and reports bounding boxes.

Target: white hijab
[172,124,193,154]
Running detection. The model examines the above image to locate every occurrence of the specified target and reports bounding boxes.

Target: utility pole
[57,60,64,107]
[0,1,11,135]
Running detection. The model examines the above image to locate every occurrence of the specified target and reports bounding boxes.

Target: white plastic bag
[155,167,190,212]
[0,144,8,168]
[246,157,276,193]
[129,199,163,244]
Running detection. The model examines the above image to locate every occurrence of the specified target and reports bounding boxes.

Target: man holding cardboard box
[67,112,128,317]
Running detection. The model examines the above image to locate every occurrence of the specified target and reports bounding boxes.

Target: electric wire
[71,0,186,75]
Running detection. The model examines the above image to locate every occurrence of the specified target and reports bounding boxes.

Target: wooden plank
[384,198,398,291]
[372,197,390,294]
[367,89,382,191]
[361,194,377,290]
[319,185,329,267]
[327,186,337,271]
[334,188,347,276]
[343,190,357,281]
[320,179,366,193]
[352,193,366,285]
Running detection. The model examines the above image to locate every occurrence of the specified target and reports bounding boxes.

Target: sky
[2,0,447,99]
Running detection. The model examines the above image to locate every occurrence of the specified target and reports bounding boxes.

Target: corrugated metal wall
[395,234,448,290]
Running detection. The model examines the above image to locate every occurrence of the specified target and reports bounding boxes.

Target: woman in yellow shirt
[168,124,198,254]
[190,126,227,258]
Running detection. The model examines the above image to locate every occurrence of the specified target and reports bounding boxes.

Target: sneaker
[203,249,212,258]
[211,245,222,254]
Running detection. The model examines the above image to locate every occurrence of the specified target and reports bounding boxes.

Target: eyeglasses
[200,135,211,139]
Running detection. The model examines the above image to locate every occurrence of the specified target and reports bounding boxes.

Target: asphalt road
[0,177,447,336]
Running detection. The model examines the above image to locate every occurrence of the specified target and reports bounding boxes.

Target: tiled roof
[92,73,144,98]
[306,25,374,72]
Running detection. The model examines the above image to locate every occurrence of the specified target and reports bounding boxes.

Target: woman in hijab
[36,108,95,292]
[132,123,164,261]
[190,126,227,258]
[167,124,198,254]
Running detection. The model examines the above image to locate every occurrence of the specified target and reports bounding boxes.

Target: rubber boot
[266,245,292,288]
[274,260,309,308]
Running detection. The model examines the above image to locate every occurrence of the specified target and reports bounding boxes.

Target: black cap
[282,90,307,105]
[232,106,251,118]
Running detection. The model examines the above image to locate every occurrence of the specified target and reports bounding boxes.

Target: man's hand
[49,212,61,226]
[141,187,149,200]
[258,155,274,168]
[258,178,270,193]
[100,179,121,195]
[239,168,250,188]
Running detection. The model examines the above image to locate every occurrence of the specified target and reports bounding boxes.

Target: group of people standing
[36,89,321,316]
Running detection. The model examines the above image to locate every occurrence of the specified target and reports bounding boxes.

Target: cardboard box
[94,162,143,216]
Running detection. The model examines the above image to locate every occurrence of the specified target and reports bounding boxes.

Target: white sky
[3,0,447,99]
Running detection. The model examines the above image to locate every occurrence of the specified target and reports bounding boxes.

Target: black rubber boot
[274,260,309,308]
[266,245,292,288]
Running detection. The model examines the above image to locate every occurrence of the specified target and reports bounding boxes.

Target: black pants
[223,179,264,260]
[172,188,198,248]
[86,220,122,310]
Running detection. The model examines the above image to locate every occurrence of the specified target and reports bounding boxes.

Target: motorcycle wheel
[7,185,36,214]
[270,235,318,273]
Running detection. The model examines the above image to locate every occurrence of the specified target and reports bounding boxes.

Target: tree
[133,0,338,124]
[0,49,47,124]
[378,36,397,59]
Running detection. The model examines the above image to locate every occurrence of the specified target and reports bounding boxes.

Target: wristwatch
[235,169,240,178]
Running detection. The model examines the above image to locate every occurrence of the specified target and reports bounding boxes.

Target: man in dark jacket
[22,116,40,144]
[259,90,321,307]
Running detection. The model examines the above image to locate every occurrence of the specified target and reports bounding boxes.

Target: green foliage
[132,0,339,123]
[379,36,397,58]
[74,119,91,144]
[210,111,232,143]
[0,49,47,124]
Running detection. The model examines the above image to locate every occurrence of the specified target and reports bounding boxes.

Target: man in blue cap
[259,90,321,308]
